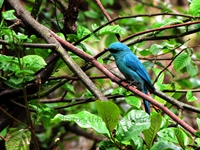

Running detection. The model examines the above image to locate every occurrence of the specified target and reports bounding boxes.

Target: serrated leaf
[174,53,191,71]
[153,18,183,28]
[143,112,162,148]
[116,110,150,143]
[77,25,91,40]
[189,0,200,16]
[95,100,120,134]
[186,90,197,102]
[125,96,141,109]
[98,25,123,36]
[51,111,109,136]
[6,129,31,150]
[22,55,47,72]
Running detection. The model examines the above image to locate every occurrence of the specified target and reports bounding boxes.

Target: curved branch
[50,31,196,135]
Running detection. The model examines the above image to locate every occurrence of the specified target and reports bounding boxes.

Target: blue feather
[107,42,154,114]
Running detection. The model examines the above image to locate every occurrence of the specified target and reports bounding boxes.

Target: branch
[50,31,196,135]
[6,0,107,101]
[122,20,200,42]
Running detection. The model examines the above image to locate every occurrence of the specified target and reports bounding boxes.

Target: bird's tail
[142,86,150,114]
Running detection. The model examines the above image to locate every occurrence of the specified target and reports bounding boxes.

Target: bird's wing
[124,53,152,86]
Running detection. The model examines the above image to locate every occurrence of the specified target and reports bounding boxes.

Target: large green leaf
[189,0,200,16]
[125,96,141,109]
[130,136,143,150]
[157,127,178,144]
[95,100,120,134]
[2,10,16,20]
[77,25,91,40]
[6,129,31,150]
[174,128,190,149]
[150,140,183,150]
[143,112,162,148]
[97,25,124,36]
[174,53,191,71]
[116,110,150,143]
[51,111,109,136]
[22,55,47,72]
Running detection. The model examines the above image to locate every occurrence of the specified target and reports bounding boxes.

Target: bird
[107,42,154,114]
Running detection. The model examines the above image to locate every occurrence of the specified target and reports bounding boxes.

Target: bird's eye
[109,49,117,53]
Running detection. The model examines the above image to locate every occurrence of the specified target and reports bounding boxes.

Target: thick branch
[6,0,107,101]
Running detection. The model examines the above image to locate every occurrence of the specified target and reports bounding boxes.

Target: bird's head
[106,42,131,59]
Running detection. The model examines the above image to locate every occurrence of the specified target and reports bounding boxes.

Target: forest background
[1,0,200,150]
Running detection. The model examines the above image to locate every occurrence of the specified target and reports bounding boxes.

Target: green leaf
[62,83,75,93]
[2,10,16,20]
[77,25,91,40]
[195,132,200,138]
[186,90,197,102]
[22,55,47,72]
[0,0,4,9]
[97,58,104,64]
[95,100,120,134]
[98,25,124,36]
[174,128,189,149]
[186,61,198,77]
[51,111,110,136]
[116,110,150,143]
[153,18,183,28]
[197,118,200,130]
[85,10,99,19]
[139,49,151,56]
[130,136,143,150]
[67,34,79,42]
[174,53,191,71]
[99,141,118,150]
[152,68,165,84]
[158,127,178,144]
[143,112,162,148]
[189,0,200,16]
[6,129,31,150]
[151,140,183,150]
[125,96,141,109]
[149,44,163,55]
[15,69,35,76]
[29,103,54,128]
[111,86,131,96]
[195,137,200,146]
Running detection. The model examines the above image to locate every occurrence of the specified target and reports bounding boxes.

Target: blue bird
[107,42,154,114]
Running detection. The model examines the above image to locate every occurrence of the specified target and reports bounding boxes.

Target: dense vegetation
[1,0,200,149]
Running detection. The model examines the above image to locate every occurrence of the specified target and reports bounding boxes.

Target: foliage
[1,0,200,150]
